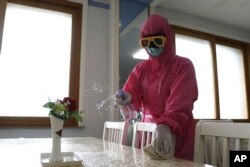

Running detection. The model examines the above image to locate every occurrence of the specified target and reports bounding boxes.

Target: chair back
[194,120,250,167]
[132,122,157,148]
[102,121,128,144]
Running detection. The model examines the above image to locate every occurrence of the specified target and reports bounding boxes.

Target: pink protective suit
[123,14,198,160]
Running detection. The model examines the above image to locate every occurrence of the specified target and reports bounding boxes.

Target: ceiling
[158,0,250,32]
[92,0,250,34]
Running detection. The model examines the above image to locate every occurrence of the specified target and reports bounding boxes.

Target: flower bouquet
[43,97,82,162]
[43,97,82,122]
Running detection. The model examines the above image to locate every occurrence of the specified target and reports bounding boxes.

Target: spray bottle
[115,89,138,146]
[115,89,137,121]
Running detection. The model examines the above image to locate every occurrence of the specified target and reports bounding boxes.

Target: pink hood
[140,14,175,70]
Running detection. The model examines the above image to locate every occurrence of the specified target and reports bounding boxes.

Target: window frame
[0,0,82,127]
[0,0,7,53]
[172,25,250,122]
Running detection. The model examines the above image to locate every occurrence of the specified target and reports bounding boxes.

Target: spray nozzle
[116,89,126,101]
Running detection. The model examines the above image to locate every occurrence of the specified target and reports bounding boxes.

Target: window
[174,26,250,121]
[175,34,216,119]
[216,44,247,119]
[0,0,82,126]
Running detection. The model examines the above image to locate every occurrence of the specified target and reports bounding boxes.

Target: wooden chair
[102,121,128,144]
[194,120,250,167]
[132,122,157,148]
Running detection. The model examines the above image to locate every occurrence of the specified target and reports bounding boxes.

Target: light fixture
[132,49,149,60]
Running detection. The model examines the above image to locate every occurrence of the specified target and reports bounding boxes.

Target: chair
[132,122,157,148]
[194,120,250,167]
[102,121,128,144]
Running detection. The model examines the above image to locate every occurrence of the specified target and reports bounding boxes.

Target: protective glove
[114,89,131,106]
[143,144,167,160]
[152,124,174,157]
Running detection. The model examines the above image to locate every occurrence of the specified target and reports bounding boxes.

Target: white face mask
[146,47,164,57]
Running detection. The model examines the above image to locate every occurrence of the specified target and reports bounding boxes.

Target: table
[0,137,214,167]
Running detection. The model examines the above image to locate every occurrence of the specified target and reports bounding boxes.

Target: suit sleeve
[122,64,143,112]
[156,59,198,136]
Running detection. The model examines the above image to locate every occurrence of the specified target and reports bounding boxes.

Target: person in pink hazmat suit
[115,14,198,160]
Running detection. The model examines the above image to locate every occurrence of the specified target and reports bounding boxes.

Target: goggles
[139,35,166,48]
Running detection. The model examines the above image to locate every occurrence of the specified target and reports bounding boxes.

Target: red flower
[63,97,77,111]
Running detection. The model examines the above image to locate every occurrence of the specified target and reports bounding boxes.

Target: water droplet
[84,81,118,119]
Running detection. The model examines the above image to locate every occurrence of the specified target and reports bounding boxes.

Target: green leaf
[43,102,54,109]
[73,113,83,122]
[53,103,66,112]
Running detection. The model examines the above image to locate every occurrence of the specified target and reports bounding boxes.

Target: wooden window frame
[0,0,7,53]
[0,0,82,127]
[172,25,250,122]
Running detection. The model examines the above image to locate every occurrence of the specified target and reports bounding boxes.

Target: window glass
[216,44,247,119]
[0,3,72,117]
[175,34,216,119]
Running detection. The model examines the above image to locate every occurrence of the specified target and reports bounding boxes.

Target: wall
[82,4,110,139]
[0,1,112,139]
